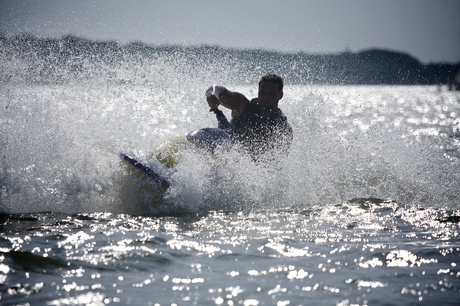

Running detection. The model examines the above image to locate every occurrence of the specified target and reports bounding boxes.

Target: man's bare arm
[206,86,250,118]
[218,89,249,118]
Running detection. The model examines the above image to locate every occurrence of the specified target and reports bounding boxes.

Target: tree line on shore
[1,33,459,87]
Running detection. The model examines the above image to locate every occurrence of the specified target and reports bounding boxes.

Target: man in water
[187,74,293,162]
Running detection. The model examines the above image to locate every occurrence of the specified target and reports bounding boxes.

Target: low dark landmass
[1,33,459,87]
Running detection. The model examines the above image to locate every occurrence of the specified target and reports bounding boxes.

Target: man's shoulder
[273,108,289,122]
[238,99,259,116]
[274,108,292,134]
[248,98,259,108]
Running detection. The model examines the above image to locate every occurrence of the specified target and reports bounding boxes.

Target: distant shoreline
[1,33,459,86]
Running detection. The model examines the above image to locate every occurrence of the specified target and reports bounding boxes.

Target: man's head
[259,73,284,92]
[257,74,284,112]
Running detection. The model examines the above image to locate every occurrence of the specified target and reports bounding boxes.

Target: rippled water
[1,83,460,305]
[1,201,459,305]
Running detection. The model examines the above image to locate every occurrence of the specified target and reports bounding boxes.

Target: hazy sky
[1,0,459,63]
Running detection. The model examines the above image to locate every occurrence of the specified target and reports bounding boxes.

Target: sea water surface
[1,43,460,305]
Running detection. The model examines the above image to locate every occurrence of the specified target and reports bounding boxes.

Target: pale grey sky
[1,0,459,63]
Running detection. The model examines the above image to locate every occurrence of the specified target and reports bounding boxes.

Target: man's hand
[206,85,226,112]
[205,85,226,98]
[205,86,214,98]
[207,95,220,112]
